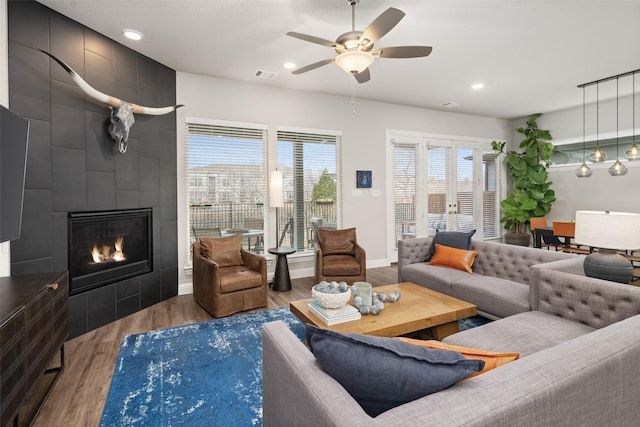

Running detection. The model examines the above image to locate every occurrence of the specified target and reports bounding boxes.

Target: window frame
[276,126,343,254]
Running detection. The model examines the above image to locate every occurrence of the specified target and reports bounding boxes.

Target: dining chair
[530,217,557,249]
[552,221,575,249]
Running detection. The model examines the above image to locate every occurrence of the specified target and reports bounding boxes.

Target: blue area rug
[100,307,489,426]
[458,315,491,331]
[99,307,304,427]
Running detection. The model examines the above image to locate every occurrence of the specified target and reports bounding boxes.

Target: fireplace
[68,208,153,296]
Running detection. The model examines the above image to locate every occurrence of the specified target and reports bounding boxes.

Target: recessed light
[123,29,143,41]
[283,62,296,70]
[471,83,485,90]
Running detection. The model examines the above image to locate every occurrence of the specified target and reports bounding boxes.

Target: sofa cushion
[425,229,476,262]
[321,254,361,275]
[450,275,530,318]
[317,227,356,256]
[428,244,479,273]
[400,263,470,295]
[218,265,263,293]
[200,233,243,267]
[395,337,519,378]
[304,324,484,417]
[443,310,596,356]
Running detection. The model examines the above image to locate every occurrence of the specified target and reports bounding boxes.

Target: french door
[388,133,502,261]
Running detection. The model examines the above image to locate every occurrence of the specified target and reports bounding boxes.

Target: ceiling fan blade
[286,32,338,48]
[354,68,370,84]
[372,46,433,58]
[359,7,405,45]
[292,58,335,75]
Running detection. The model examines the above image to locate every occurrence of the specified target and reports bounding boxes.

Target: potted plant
[492,113,555,246]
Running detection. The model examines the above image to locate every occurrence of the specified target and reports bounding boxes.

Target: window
[276,127,342,252]
[185,119,268,264]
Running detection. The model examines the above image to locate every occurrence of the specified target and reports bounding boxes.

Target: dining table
[533,225,573,249]
[221,229,264,252]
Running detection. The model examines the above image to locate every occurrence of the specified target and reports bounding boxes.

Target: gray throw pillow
[305,324,484,417]
[424,229,476,262]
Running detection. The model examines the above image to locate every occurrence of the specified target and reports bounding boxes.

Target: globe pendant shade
[575,162,593,177]
[608,159,628,176]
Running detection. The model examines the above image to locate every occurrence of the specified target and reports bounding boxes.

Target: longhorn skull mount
[41,50,183,154]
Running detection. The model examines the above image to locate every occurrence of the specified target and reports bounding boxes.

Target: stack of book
[308,300,361,325]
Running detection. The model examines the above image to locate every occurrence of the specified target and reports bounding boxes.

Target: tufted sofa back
[397,236,573,286]
[469,239,573,285]
[532,257,640,329]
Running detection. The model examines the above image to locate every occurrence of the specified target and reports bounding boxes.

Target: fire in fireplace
[68,208,152,295]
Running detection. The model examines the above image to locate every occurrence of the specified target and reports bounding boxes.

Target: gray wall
[7,0,178,338]
[518,96,640,223]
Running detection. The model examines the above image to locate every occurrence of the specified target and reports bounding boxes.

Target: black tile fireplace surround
[68,208,153,296]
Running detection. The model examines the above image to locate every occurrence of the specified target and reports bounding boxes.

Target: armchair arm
[354,243,366,277]
[193,245,222,298]
[241,249,267,284]
[315,245,324,282]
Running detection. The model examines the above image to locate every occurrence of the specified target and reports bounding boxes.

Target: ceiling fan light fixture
[335,51,374,75]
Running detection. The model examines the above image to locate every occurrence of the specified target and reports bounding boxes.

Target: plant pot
[505,232,531,246]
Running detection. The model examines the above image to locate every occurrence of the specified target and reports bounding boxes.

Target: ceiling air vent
[254,69,277,79]
[440,102,460,108]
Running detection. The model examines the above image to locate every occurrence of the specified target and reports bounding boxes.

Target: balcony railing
[188,202,337,252]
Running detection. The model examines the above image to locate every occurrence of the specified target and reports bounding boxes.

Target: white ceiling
[37,0,640,119]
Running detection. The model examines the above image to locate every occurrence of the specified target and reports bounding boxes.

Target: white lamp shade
[335,51,374,75]
[269,170,284,208]
[575,210,640,250]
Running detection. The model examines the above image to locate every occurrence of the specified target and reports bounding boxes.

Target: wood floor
[31,265,398,427]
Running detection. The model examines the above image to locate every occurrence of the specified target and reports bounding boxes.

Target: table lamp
[269,170,284,247]
[574,211,640,284]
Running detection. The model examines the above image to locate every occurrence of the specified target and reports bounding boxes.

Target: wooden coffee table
[289,282,476,340]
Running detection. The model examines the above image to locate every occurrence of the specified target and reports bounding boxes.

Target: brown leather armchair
[193,233,267,318]
[314,227,366,285]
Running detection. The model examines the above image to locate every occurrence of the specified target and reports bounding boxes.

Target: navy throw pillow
[304,324,484,417]
[424,229,476,262]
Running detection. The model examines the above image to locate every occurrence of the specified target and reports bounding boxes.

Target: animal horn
[40,50,183,114]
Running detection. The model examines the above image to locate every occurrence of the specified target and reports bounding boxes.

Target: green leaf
[492,113,555,233]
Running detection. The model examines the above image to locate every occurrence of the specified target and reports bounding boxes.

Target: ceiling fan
[287,0,432,83]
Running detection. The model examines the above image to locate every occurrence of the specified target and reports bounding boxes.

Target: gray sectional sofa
[397,236,574,319]
[262,255,640,426]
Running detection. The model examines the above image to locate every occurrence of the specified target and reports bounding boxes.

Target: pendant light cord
[582,86,586,162]
[616,77,619,158]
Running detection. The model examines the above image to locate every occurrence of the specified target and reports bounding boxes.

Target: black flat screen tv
[0,105,29,243]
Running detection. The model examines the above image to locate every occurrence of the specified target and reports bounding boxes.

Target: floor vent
[254,69,277,79]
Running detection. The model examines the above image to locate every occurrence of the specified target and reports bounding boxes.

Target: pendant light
[576,86,593,177]
[609,77,628,176]
[624,71,639,160]
[588,82,607,163]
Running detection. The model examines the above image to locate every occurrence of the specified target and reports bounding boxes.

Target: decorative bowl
[312,284,351,309]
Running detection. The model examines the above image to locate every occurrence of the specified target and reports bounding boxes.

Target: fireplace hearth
[68,208,153,296]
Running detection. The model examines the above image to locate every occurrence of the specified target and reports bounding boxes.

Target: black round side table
[268,247,296,292]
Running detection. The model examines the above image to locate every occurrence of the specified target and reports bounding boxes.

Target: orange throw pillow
[427,244,479,273]
[395,337,519,378]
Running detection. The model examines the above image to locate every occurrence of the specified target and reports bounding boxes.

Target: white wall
[176,72,511,288]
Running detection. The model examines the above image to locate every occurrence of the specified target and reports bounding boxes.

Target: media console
[0,272,69,427]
